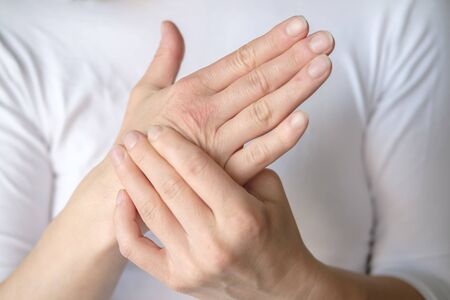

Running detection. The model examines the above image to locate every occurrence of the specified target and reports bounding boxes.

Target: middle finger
[214,31,334,123]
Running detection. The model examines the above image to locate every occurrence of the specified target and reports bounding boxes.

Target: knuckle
[246,143,271,166]
[160,176,185,201]
[248,69,271,95]
[140,201,160,223]
[185,150,209,177]
[209,248,235,274]
[231,209,268,241]
[186,74,215,94]
[250,99,273,127]
[234,44,257,71]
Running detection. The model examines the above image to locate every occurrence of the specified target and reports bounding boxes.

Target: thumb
[140,20,185,89]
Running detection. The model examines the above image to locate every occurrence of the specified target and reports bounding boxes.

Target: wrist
[63,156,122,252]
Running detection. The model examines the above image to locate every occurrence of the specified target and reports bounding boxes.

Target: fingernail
[286,16,307,37]
[111,145,125,165]
[308,55,331,79]
[147,125,162,142]
[123,131,139,150]
[309,31,333,54]
[116,190,125,206]
[290,111,306,128]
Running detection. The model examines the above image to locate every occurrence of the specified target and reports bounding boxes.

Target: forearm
[305,263,425,300]
[0,159,125,300]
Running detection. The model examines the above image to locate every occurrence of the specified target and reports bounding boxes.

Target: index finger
[146,125,251,215]
[191,16,309,92]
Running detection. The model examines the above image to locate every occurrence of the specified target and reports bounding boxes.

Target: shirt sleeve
[364,0,450,299]
[0,25,53,282]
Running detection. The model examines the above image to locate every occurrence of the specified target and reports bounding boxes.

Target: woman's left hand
[110,126,320,299]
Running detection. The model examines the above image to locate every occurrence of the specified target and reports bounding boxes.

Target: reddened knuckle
[209,248,235,274]
[161,177,185,200]
[235,44,257,71]
[186,151,209,177]
[251,99,273,127]
[248,69,270,95]
[233,209,267,241]
[241,215,263,238]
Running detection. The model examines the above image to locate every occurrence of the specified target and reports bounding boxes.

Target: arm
[0,17,334,299]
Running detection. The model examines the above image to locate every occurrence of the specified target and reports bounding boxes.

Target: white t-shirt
[0,0,449,299]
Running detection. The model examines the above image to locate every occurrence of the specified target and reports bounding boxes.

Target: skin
[111,127,425,300]
[0,17,334,299]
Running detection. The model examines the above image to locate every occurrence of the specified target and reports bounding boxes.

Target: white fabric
[0,0,449,299]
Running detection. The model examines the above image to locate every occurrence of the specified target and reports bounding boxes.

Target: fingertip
[160,20,185,53]
[290,110,309,130]
[285,15,309,37]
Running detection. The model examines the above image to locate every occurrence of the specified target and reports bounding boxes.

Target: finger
[110,144,186,247]
[191,16,309,92]
[225,111,308,185]
[218,54,331,155]
[215,31,334,122]
[122,131,213,233]
[114,189,169,280]
[139,21,185,89]
[146,125,251,214]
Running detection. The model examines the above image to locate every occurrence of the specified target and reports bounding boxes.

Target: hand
[110,126,319,299]
[117,17,334,184]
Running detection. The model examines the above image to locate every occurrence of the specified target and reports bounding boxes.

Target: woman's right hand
[117,17,334,184]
